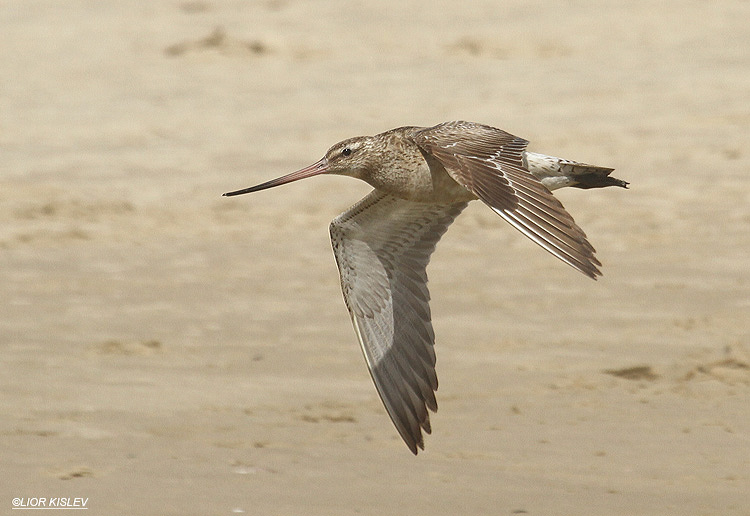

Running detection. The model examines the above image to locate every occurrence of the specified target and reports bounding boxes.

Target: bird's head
[223,136,373,197]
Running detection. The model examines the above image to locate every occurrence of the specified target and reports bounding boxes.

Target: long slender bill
[223,158,329,196]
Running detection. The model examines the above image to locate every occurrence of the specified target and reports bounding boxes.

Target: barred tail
[523,151,628,191]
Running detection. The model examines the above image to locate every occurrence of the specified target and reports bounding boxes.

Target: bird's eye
[341,147,352,157]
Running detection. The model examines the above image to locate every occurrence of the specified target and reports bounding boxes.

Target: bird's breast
[365,152,476,204]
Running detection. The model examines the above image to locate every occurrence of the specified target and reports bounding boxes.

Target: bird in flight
[224,121,627,454]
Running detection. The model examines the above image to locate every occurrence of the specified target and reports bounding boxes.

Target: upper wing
[413,121,602,279]
[330,190,467,454]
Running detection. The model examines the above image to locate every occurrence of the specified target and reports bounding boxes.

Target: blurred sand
[1,1,749,514]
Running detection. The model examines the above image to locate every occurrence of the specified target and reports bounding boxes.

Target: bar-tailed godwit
[224,121,627,454]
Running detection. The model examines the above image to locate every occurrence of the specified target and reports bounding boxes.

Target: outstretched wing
[330,190,467,454]
[414,121,602,279]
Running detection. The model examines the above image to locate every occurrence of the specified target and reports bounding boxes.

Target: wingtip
[582,265,603,280]
[404,431,426,455]
[405,440,420,455]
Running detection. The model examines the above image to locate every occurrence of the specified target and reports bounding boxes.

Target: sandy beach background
[2,1,749,514]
